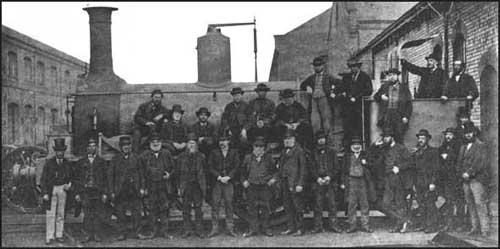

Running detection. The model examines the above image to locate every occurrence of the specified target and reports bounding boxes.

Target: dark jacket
[444,73,478,100]
[134,100,170,134]
[108,153,143,198]
[139,149,175,194]
[401,59,447,98]
[300,72,343,114]
[208,149,240,182]
[241,153,278,185]
[221,101,249,131]
[73,155,107,196]
[40,157,71,201]
[274,102,308,126]
[383,142,412,190]
[374,81,413,126]
[311,146,339,181]
[438,139,462,185]
[279,144,307,188]
[160,121,189,145]
[457,140,489,186]
[190,121,216,145]
[245,97,276,129]
[341,151,376,202]
[175,151,206,197]
[411,145,440,189]
[339,71,373,114]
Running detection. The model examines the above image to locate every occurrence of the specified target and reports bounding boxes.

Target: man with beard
[108,136,145,241]
[221,87,249,154]
[438,127,465,232]
[457,121,490,237]
[41,138,71,245]
[410,129,440,233]
[246,115,271,150]
[241,136,278,237]
[133,89,170,152]
[161,104,189,157]
[441,60,479,111]
[207,133,240,237]
[279,130,307,237]
[139,133,175,239]
[311,130,343,234]
[374,68,412,143]
[190,107,217,159]
[245,83,275,132]
[175,133,207,238]
[401,52,447,98]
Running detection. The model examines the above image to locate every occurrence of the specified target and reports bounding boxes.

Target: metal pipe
[208,22,255,28]
[254,18,258,82]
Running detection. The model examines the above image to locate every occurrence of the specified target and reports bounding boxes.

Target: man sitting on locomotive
[133,89,170,152]
[160,104,189,157]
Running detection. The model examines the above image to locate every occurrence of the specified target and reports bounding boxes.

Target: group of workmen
[40,54,490,245]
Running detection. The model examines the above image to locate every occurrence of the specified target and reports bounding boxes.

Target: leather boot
[346,225,357,233]
[208,226,219,238]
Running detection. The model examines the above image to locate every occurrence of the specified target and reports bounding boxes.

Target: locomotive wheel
[2,146,47,214]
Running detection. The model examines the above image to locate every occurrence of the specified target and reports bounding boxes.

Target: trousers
[46,184,67,242]
[211,182,234,230]
[310,96,333,134]
[145,182,170,235]
[282,181,304,231]
[115,195,142,235]
[463,179,489,233]
[182,183,203,232]
[347,177,369,227]
[382,174,408,226]
[247,184,273,232]
[414,185,439,228]
[313,183,338,229]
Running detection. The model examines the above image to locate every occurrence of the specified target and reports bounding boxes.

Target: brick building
[268,2,416,81]
[2,25,87,147]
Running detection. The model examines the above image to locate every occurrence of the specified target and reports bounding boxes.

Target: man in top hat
[339,60,373,149]
[73,137,110,243]
[438,127,467,232]
[401,52,447,98]
[41,138,72,245]
[190,107,217,159]
[279,130,307,236]
[300,56,343,134]
[311,130,343,234]
[139,133,175,239]
[374,68,413,143]
[274,88,313,150]
[133,89,171,152]
[409,129,440,233]
[341,136,375,233]
[221,87,249,154]
[107,136,145,241]
[160,104,188,157]
[241,136,278,237]
[174,132,207,238]
[378,128,412,233]
[457,121,490,237]
[207,132,240,237]
[245,83,276,131]
[441,60,478,111]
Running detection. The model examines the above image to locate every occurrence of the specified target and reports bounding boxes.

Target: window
[36,61,45,86]
[24,105,34,144]
[7,103,20,144]
[453,20,466,63]
[37,107,46,146]
[24,104,33,122]
[8,51,18,79]
[50,66,58,89]
[64,70,71,92]
[51,108,58,126]
[24,57,33,81]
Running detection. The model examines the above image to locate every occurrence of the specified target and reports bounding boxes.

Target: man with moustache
[161,104,189,157]
[221,87,249,154]
[245,83,275,132]
[190,107,217,159]
[441,60,479,111]
[401,52,447,98]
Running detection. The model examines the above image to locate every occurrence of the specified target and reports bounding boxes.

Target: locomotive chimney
[197,27,231,85]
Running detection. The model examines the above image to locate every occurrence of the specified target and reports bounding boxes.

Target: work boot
[80,235,93,243]
[263,229,274,237]
[93,234,102,242]
[292,229,304,237]
[399,221,410,233]
[389,224,400,233]
[243,230,257,238]
[116,234,126,241]
[311,227,324,234]
[360,225,373,233]
[181,231,192,238]
[424,226,438,234]
[280,229,295,235]
[227,229,238,237]
[346,226,357,233]
[208,227,219,238]
[329,224,344,233]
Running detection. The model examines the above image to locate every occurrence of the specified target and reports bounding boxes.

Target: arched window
[23,57,33,82]
[50,66,58,89]
[37,107,46,146]
[24,105,34,144]
[36,61,45,86]
[7,103,20,144]
[51,108,58,126]
[64,70,71,92]
[8,51,18,79]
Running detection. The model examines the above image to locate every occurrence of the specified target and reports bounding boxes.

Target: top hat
[425,52,440,62]
[149,132,161,142]
[386,68,401,75]
[311,57,325,66]
[195,107,211,117]
[254,83,271,92]
[283,129,296,138]
[119,135,132,146]
[53,138,67,151]
[315,130,327,140]
[230,87,244,95]
[218,129,232,142]
[351,136,362,145]
[456,106,470,118]
[416,129,432,139]
[150,89,163,97]
[462,121,476,134]
[171,104,185,114]
[442,127,456,135]
[347,60,362,68]
[280,88,295,98]
[253,136,266,146]
[381,127,395,137]
[88,137,98,145]
[186,132,198,142]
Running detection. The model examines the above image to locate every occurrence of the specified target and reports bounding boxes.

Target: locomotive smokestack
[84,6,117,75]
[197,27,231,85]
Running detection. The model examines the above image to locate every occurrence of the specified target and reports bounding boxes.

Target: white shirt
[466,143,473,151]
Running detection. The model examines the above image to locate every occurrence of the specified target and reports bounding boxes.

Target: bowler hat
[311,57,325,66]
[315,130,327,140]
[171,104,185,114]
[416,129,432,139]
[119,136,132,146]
[381,127,395,137]
[425,52,440,62]
[283,129,296,138]
[386,68,401,75]
[347,60,362,68]
[442,127,456,135]
[462,121,476,134]
[253,136,266,146]
[254,83,270,92]
[218,129,231,142]
[351,136,362,145]
[151,89,163,97]
[53,138,67,151]
[149,132,161,142]
[280,88,295,98]
[195,107,211,117]
[230,87,244,95]
[186,132,198,142]
[456,106,470,118]
[88,137,97,145]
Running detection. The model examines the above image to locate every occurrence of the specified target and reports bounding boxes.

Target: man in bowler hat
[221,87,249,154]
[245,83,276,131]
[401,52,447,98]
[161,104,189,157]
[441,60,479,111]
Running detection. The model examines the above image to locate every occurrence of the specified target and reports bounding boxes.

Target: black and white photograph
[1,1,498,247]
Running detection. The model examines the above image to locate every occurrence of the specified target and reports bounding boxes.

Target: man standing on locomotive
[245,83,275,137]
[133,89,170,152]
[221,87,249,155]
[108,136,145,241]
[41,138,71,245]
[160,104,189,157]
[190,107,217,159]
[401,52,447,98]
[441,60,479,111]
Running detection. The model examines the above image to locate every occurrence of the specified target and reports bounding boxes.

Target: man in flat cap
[221,87,249,155]
[245,83,276,133]
[108,136,145,241]
[457,121,490,237]
[300,57,343,135]
[133,89,171,152]
[374,68,413,143]
[401,52,447,98]
[160,104,189,157]
[139,133,175,239]
[409,129,440,233]
[441,60,478,111]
